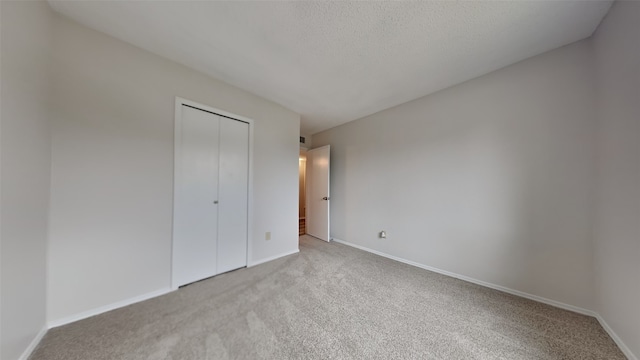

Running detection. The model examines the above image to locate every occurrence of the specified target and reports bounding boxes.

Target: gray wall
[1,1,301,356]
[592,1,640,357]
[47,12,300,323]
[313,40,598,310]
[0,1,52,359]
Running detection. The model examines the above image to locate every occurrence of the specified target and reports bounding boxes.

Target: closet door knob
[213,200,219,204]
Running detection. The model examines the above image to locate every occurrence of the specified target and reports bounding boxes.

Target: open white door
[306,145,330,241]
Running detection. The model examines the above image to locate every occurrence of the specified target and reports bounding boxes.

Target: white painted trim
[248,249,299,267]
[172,97,255,290]
[22,239,636,360]
[18,326,47,360]
[332,238,639,358]
[47,287,172,329]
[171,97,182,291]
[596,314,638,360]
[331,238,596,317]
[246,112,255,278]
[176,97,256,124]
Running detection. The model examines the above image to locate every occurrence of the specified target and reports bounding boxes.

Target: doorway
[299,149,307,235]
[305,145,331,242]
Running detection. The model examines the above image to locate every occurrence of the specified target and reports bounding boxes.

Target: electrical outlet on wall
[265,231,271,241]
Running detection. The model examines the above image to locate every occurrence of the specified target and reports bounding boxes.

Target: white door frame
[171,97,254,290]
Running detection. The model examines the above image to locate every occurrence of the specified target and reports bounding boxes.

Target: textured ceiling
[48,0,612,135]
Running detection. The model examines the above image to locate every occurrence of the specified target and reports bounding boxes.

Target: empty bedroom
[0,0,638,359]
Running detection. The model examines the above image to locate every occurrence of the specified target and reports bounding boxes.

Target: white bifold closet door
[174,105,249,287]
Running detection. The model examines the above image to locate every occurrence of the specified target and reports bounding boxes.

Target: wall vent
[300,136,306,144]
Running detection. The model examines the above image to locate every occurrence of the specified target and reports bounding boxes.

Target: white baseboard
[24,241,637,360]
[595,314,638,360]
[18,326,47,360]
[248,249,299,267]
[47,287,173,329]
[331,238,595,316]
[332,238,638,359]
[48,248,300,330]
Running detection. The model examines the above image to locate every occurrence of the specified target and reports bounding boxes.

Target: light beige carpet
[30,235,625,359]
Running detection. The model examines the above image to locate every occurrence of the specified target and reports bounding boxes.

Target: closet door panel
[174,106,220,286]
[217,118,249,273]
